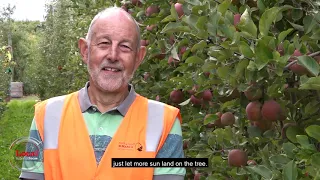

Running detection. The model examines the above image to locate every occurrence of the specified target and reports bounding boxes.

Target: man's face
[85,12,142,93]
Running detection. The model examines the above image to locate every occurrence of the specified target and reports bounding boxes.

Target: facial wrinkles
[87,49,135,92]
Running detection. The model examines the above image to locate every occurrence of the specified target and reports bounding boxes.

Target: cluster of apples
[169,84,213,107]
[245,83,286,132]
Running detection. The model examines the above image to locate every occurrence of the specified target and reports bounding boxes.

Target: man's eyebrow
[95,35,133,44]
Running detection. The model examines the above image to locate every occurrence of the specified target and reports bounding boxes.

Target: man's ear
[134,46,147,71]
[78,38,89,64]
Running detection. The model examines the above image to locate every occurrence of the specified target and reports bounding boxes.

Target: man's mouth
[102,67,121,72]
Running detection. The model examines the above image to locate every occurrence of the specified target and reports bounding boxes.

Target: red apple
[221,112,235,126]
[246,101,262,121]
[143,72,150,81]
[188,85,199,95]
[170,90,184,103]
[252,119,272,132]
[234,14,241,26]
[155,95,160,101]
[228,149,248,167]
[154,48,166,60]
[169,35,175,45]
[146,24,156,31]
[146,5,160,17]
[140,40,149,46]
[179,46,187,57]
[261,100,282,122]
[190,95,203,106]
[203,72,210,77]
[202,89,213,101]
[168,56,179,66]
[174,3,184,18]
[131,0,141,6]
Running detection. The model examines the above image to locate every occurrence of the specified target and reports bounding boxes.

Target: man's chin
[96,79,125,92]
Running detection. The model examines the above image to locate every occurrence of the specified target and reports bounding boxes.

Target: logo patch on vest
[118,142,143,151]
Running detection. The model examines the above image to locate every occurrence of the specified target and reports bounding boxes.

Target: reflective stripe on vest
[43,96,165,152]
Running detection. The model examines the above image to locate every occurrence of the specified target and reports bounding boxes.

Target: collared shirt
[19,82,185,180]
[78,82,137,115]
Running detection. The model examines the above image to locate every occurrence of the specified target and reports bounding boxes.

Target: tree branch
[284,51,320,70]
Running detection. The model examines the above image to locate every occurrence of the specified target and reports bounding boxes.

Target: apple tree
[23,0,320,179]
[125,0,320,179]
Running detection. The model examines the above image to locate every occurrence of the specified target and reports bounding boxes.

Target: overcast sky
[0,0,47,21]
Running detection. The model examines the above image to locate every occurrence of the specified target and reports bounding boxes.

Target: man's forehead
[94,10,135,29]
[90,11,138,39]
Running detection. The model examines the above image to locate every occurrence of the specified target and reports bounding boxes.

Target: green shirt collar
[78,81,137,116]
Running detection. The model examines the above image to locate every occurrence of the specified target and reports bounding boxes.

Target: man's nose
[106,44,118,62]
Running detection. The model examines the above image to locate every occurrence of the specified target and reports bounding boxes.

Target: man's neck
[87,83,129,113]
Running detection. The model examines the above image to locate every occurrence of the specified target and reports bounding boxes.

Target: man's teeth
[104,67,120,72]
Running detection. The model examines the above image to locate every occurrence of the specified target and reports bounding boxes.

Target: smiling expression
[83,10,144,93]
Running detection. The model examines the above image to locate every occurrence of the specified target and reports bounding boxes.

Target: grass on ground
[0,99,37,179]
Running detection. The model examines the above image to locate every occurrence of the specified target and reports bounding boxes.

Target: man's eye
[120,45,131,51]
[100,42,110,45]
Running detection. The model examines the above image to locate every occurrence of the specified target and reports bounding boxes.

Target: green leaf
[217,66,230,79]
[286,126,305,143]
[278,28,293,44]
[230,31,240,45]
[304,100,319,115]
[202,61,218,72]
[296,135,316,150]
[288,21,304,31]
[311,153,320,168]
[305,125,320,141]
[161,15,176,23]
[191,40,207,53]
[182,14,199,31]
[246,165,273,179]
[220,99,237,111]
[184,0,201,6]
[179,98,190,106]
[196,16,208,30]
[297,55,320,76]
[283,160,298,180]
[170,3,179,21]
[269,155,291,164]
[303,15,317,34]
[203,114,218,125]
[237,8,257,38]
[299,77,320,90]
[239,41,254,58]
[219,24,236,40]
[207,9,219,36]
[247,126,262,137]
[247,61,257,71]
[310,29,320,40]
[255,39,272,70]
[185,56,204,64]
[283,142,296,158]
[259,7,281,37]
[292,9,303,21]
[236,59,249,76]
[217,0,231,16]
[161,22,192,33]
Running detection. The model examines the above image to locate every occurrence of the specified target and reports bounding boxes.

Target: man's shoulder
[35,91,78,108]
[143,96,179,111]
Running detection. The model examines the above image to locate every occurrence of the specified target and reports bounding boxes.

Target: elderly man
[19,6,185,180]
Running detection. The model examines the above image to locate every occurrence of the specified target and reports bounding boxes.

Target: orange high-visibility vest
[34,91,182,180]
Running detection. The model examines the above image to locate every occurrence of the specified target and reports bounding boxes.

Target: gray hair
[85,6,141,50]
